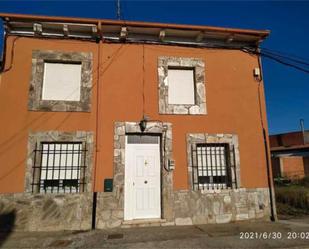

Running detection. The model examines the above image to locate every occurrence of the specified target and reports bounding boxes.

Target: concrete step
[121,218,167,228]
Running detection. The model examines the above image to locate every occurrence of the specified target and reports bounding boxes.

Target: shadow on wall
[0,210,16,247]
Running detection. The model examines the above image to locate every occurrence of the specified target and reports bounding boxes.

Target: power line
[243,47,309,74]
[260,47,309,67]
[261,47,309,64]
[261,52,309,74]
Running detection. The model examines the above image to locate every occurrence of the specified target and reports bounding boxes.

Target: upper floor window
[29,50,92,112]
[158,56,206,115]
[167,68,195,105]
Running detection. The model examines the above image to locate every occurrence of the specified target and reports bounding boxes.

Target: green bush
[276,202,308,216]
[300,176,309,187]
[275,186,309,211]
[274,177,291,186]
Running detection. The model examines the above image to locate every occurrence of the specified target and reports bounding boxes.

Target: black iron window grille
[31,142,87,193]
[191,143,237,190]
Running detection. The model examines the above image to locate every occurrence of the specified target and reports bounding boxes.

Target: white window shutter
[168,69,195,105]
[42,62,82,101]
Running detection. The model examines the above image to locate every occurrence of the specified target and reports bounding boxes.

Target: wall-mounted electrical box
[104,179,113,192]
[254,68,260,77]
[168,159,175,170]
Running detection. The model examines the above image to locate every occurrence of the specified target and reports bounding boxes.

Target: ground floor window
[194,143,233,189]
[31,142,87,193]
[187,133,240,190]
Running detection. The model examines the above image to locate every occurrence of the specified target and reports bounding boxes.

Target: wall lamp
[139,115,148,132]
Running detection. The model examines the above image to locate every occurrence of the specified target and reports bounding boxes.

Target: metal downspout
[257,51,277,221]
[92,21,102,230]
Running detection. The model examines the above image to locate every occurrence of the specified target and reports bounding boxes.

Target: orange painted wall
[0,36,270,193]
[0,37,98,193]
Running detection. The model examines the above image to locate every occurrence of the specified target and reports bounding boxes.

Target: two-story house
[0,13,275,231]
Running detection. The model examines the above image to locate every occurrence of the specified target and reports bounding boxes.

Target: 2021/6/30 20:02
[240,232,309,240]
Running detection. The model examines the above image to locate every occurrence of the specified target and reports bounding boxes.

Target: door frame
[124,133,162,221]
[111,121,174,225]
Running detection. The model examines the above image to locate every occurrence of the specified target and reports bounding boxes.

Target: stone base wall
[95,187,270,229]
[0,193,92,231]
[96,192,124,229]
[173,188,270,225]
[0,188,270,231]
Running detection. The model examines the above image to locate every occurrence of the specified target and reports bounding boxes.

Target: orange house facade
[0,13,275,231]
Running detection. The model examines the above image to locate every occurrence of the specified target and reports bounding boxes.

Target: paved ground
[0,219,309,249]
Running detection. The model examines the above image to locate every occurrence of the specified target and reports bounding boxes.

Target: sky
[0,0,308,135]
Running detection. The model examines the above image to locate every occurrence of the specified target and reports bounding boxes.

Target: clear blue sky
[0,0,308,135]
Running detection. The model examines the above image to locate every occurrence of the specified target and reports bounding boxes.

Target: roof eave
[0,12,270,46]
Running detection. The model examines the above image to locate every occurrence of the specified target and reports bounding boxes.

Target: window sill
[159,104,207,115]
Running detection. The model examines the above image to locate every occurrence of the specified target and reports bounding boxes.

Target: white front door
[124,135,161,220]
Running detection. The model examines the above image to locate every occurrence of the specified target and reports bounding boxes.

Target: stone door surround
[96,121,174,229]
[114,122,174,220]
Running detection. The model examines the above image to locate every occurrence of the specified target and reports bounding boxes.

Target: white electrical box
[254,68,260,77]
[168,159,175,170]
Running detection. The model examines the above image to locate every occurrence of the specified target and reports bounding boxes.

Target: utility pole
[300,119,305,144]
[116,0,121,20]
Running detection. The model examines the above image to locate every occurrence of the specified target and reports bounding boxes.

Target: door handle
[144,180,148,184]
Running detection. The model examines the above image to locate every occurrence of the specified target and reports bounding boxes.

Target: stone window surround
[25,131,94,193]
[29,50,93,112]
[158,56,206,115]
[186,133,241,190]
[111,121,175,222]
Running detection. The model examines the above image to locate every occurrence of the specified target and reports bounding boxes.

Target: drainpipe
[92,21,102,230]
[257,51,277,221]
[262,128,276,221]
